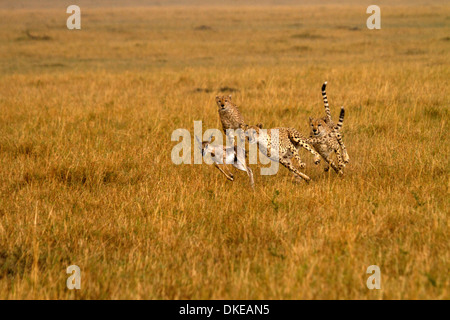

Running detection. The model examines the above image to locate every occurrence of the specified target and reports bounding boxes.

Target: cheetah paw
[343,154,350,163]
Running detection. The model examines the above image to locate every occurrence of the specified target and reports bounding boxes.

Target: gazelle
[196,135,254,189]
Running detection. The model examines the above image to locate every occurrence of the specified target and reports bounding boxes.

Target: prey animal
[196,135,254,189]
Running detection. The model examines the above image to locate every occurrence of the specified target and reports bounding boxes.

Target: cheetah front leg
[316,150,330,172]
[279,157,311,183]
[291,147,306,169]
[293,154,306,169]
[299,141,321,165]
[324,165,330,172]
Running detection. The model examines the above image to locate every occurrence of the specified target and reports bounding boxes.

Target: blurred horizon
[2,0,449,10]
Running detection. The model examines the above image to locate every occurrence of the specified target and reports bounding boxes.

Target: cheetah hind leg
[335,132,350,164]
[279,158,311,183]
[342,147,350,164]
[334,146,345,171]
[323,155,343,175]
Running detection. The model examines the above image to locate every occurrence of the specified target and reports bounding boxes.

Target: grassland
[0,2,448,299]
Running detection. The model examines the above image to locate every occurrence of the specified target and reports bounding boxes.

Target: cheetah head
[309,117,328,137]
[215,95,233,110]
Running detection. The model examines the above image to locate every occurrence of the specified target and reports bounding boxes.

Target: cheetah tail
[322,81,332,123]
[336,106,345,130]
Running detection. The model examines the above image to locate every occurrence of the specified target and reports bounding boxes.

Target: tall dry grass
[0,4,448,299]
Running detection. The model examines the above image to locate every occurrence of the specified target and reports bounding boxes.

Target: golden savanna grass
[0,2,448,299]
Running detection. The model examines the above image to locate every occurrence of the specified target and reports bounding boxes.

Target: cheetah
[214,94,255,185]
[308,116,345,175]
[215,95,246,137]
[320,81,350,164]
[196,135,254,189]
[245,124,323,183]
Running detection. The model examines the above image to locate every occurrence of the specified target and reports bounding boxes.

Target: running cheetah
[245,124,322,182]
[214,94,260,184]
[308,116,345,175]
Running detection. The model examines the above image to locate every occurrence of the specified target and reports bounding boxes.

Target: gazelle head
[245,123,263,144]
[195,134,214,157]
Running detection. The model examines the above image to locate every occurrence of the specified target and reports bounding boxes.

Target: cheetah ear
[309,117,312,123]
[257,123,263,129]
[215,96,219,100]
[207,133,214,143]
[228,95,232,100]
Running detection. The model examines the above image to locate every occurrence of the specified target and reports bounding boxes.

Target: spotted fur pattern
[309,117,344,175]
[215,95,246,134]
[245,125,323,182]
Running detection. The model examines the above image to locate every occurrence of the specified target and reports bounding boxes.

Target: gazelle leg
[245,166,255,189]
[214,163,234,181]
